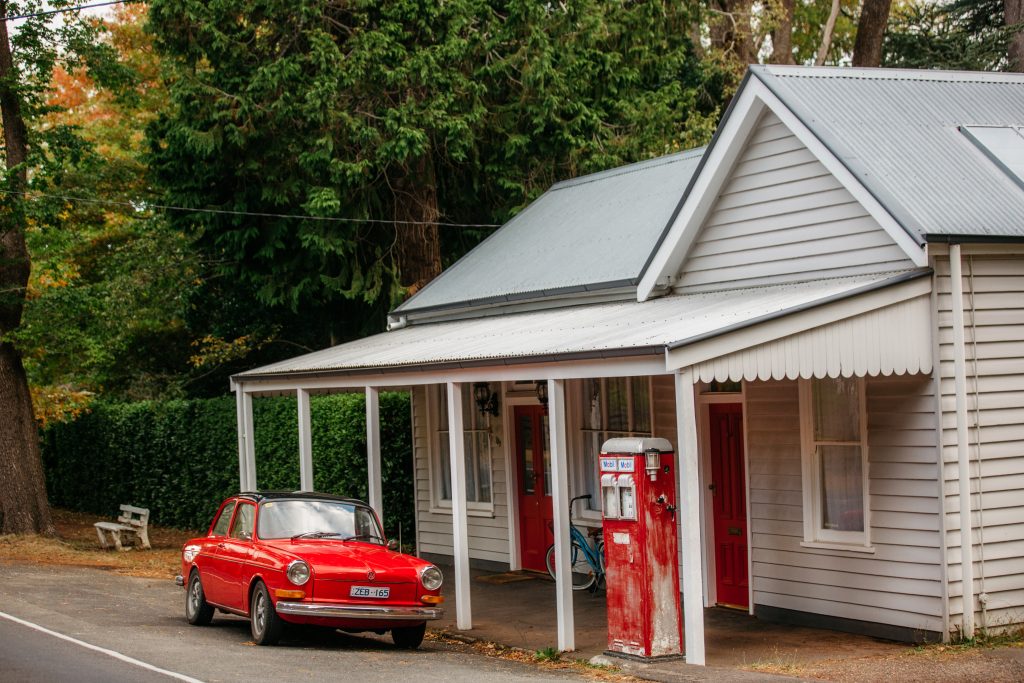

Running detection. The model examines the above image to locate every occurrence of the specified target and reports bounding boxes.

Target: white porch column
[240,388,257,491]
[950,244,975,639]
[446,382,472,630]
[366,386,383,525]
[674,368,705,665]
[547,378,575,651]
[234,385,249,491]
[297,389,314,492]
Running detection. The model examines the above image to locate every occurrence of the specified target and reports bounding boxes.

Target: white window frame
[428,384,495,516]
[799,377,873,552]
[574,376,654,521]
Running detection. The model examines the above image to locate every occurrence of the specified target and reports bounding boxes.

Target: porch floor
[435,566,907,670]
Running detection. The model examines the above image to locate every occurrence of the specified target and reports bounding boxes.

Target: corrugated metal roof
[752,66,1024,240]
[237,272,917,379]
[394,149,704,315]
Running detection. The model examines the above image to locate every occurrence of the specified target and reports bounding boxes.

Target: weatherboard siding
[933,249,1024,632]
[746,377,945,633]
[675,111,914,293]
[411,385,511,566]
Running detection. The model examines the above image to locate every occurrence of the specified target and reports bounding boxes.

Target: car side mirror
[386,539,399,551]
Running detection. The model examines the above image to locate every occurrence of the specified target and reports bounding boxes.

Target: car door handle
[217,543,227,549]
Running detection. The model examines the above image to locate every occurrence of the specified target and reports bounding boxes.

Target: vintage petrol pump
[600,437,683,659]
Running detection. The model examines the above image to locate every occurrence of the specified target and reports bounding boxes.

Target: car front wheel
[185,571,214,625]
[250,581,284,646]
[391,622,426,649]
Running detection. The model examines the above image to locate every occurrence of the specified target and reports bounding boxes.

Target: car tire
[391,622,426,649]
[185,571,214,626]
[250,581,284,646]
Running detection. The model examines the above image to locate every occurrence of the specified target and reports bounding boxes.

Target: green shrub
[41,393,414,542]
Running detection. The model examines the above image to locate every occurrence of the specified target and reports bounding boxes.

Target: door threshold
[715,602,749,611]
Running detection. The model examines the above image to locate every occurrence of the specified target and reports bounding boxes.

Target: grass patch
[534,646,561,662]
[0,508,195,579]
[746,645,808,677]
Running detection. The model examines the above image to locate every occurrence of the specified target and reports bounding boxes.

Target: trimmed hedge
[41,393,415,542]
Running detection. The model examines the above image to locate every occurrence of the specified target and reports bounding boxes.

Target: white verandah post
[548,378,575,651]
[234,384,249,491]
[446,381,472,630]
[297,389,314,492]
[366,386,383,527]
[675,368,705,665]
[238,388,257,492]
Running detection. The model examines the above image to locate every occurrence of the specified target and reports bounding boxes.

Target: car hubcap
[255,593,266,634]
[189,581,200,614]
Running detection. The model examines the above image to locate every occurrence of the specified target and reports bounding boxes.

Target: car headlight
[420,565,443,591]
[182,544,201,563]
[286,560,310,586]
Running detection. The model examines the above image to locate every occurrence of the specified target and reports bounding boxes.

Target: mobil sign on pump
[599,437,683,660]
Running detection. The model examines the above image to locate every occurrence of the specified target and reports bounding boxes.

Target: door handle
[217,543,227,549]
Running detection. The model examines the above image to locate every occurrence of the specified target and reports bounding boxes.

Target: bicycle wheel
[545,541,597,591]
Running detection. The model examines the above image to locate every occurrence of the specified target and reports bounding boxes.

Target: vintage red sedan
[176,491,444,647]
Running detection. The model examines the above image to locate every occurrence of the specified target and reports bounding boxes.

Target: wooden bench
[94,505,151,551]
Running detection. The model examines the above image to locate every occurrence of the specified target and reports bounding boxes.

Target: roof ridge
[551,147,705,191]
[755,64,1024,85]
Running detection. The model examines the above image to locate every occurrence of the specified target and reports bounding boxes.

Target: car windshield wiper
[343,534,385,544]
[290,531,342,540]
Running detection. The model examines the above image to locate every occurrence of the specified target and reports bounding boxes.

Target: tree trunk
[815,0,843,66]
[770,0,796,64]
[1007,0,1024,72]
[852,0,893,67]
[708,0,758,65]
[391,156,441,296]
[0,7,54,536]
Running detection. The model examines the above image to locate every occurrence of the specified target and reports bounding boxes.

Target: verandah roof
[234,270,931,383]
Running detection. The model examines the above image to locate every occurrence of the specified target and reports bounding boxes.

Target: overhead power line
[0,188,502,228]
[5,1,133,22]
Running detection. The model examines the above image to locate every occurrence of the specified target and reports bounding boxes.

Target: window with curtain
[802,377,868,545]
[435,384,493,506]
[579,377,652,513]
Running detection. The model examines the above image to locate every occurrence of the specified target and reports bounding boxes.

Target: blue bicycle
[545,494,605,592]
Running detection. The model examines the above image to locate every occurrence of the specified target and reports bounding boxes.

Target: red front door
[515,406,552,572]
[709,403,749,608]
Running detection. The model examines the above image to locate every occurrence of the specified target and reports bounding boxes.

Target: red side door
[515,406,552,572]
[709,403,749,608]
[200,499,237,606]
[219,501,256,611]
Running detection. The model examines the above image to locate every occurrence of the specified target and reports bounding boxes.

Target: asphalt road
[0,563,586,683]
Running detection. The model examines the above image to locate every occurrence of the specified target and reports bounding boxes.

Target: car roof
[236,490,368,506]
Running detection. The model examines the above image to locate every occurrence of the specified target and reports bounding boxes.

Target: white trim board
[638,77,926,302]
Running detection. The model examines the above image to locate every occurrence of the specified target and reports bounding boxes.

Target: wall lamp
[473,382,500,417]
[535,380,548,412]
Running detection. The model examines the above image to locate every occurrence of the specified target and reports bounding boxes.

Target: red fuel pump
[600,437,683,659]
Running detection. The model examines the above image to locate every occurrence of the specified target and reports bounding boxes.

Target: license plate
[350,586,390,599]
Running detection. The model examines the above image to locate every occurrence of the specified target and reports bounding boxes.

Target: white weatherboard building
[231,66,1024,660]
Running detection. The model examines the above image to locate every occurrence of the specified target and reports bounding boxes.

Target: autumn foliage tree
[0,0,129,534]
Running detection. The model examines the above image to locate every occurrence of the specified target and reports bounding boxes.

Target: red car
[176,491,444,648]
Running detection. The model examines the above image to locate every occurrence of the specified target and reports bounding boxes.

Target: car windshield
[257,499,384,543]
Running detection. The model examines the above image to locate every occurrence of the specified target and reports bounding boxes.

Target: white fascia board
[236,355,670,396]
[638,78,927,303]
[638,85,768,302]
[666,276,932,371]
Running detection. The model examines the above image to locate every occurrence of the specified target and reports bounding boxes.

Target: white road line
[0,610,206,683]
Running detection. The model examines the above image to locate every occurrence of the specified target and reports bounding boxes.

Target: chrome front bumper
[175,575,184,587]
[274,601,444,621]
